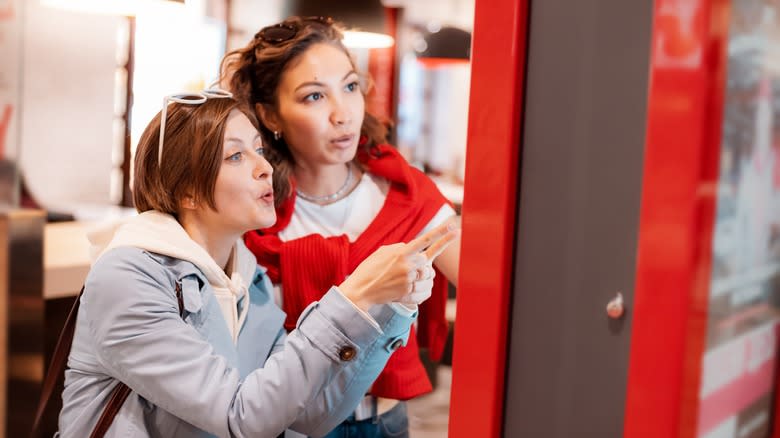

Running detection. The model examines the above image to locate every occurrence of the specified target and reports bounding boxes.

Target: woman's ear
[255,103,280,133]
[180,195,198,211]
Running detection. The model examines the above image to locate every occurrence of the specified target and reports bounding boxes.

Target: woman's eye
[226,152,242,162]
[346,81,360,92]
[304,92,323,102]
[255,146,265,156]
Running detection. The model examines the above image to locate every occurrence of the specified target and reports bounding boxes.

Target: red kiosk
[449,0,780,436]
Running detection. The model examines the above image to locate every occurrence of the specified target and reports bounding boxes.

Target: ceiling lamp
[416,26,471,66]
[284,0,394,49]
[39,0,184,16]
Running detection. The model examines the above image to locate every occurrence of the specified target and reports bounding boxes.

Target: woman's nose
[254,155,273,180]
[330,99,352,126]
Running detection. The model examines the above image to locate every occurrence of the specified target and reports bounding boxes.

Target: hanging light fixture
[284,0,394,49]
[39,0,184,16]
[416,26,471,66]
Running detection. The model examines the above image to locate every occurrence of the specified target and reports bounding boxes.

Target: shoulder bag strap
[30,286,84,437]
[31,282,185,438]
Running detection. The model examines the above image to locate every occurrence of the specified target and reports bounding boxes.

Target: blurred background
[0,0,474,215]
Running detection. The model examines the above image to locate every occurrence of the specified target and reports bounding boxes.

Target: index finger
[424,228,459,260]
[405,220,458,256]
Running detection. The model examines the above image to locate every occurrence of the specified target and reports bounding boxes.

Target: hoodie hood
[88,210,257,343]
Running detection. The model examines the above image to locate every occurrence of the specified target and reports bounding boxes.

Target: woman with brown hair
[221,16,462,437]
[56,92,457,437]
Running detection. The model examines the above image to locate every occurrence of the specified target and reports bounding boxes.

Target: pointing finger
[405,221,456,255]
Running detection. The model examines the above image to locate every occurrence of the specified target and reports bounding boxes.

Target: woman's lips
[331,134,355,149]
[259,189,274,205]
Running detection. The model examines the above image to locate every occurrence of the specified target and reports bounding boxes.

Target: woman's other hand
[396,262,435,305]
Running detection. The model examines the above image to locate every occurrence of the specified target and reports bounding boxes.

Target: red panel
[624,0,727,436]
[448,0,528,436]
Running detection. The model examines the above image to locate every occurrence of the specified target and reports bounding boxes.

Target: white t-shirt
[280,172,455,242]
[273,172,455,306]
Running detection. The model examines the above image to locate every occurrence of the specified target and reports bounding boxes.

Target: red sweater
[244,145,451,400]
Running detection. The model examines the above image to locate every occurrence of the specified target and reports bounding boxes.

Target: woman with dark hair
[56,92,457,437]
[221,16,462,437]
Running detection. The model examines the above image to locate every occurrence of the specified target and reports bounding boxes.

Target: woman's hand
[396,262,436,305]
[339,221,459,311]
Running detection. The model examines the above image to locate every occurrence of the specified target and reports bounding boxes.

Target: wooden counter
[44,221,92,299]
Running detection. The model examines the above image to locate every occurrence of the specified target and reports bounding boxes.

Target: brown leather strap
[89,383,132,438]
[176,282,184,318]
[31,287,84,437]
[32,283,185,438]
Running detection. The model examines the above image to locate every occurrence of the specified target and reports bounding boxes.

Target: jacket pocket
[378,402,409,437]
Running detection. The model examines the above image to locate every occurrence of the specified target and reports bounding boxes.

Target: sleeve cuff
[389,302,418,317]
[332,286,381,331]
[297,287,385,348]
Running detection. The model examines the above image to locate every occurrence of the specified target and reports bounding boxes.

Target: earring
[273,131,281,141]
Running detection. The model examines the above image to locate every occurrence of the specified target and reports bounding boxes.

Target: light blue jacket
[57,246,414,438]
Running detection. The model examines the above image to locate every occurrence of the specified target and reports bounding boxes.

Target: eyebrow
[224,134,263,144]
[294,70,358,93]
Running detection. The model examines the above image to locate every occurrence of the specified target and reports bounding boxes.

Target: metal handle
[606,292,624,319]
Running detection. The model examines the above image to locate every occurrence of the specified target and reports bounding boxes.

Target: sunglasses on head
[255,16,334,44]
[158,89,233,168]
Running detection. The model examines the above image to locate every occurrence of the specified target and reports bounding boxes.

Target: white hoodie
[87,210,257,343]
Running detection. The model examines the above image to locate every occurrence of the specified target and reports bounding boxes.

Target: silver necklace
[296,163,353,203]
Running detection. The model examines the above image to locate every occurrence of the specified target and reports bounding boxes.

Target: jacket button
[390,339,403,351]
[339,346,357,361]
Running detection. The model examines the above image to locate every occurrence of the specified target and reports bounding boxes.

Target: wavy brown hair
[219,16,389,205]
[133,97,259,215]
